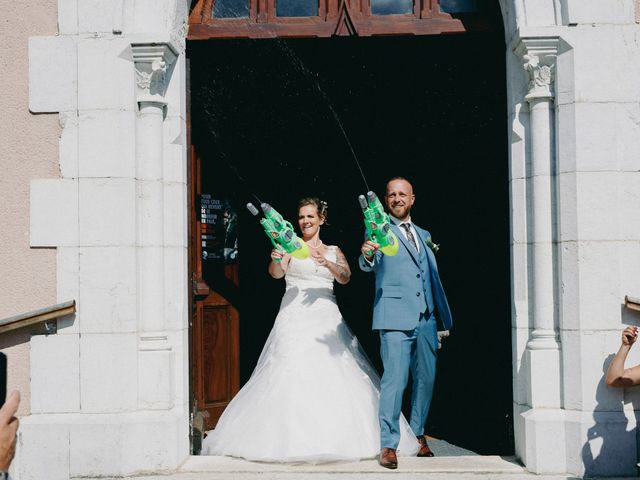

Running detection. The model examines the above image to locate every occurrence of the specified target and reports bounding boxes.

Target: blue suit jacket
[358,222,453,332]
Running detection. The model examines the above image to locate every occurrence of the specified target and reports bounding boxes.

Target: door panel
[202,303,240,420]
[190,145,241,435]
[203,307,231,404]
[193,294,240,431]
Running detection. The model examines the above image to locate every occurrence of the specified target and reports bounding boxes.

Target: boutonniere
[425,236,440,254]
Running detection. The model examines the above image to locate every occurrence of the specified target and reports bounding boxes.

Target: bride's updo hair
[297,197,328,223]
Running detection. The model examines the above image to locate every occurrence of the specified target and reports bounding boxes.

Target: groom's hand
[361,240,379,262]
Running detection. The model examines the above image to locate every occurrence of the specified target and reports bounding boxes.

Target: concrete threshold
[180,454,527,474]
[79,455,603,479]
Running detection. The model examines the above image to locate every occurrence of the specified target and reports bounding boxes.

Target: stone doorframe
[23,0,640,478]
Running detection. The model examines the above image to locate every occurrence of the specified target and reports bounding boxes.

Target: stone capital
[514,37,560,102]
[132,43,178,105]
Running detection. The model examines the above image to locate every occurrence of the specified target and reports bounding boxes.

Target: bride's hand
[311,252,329,267]
[271,249,285,262]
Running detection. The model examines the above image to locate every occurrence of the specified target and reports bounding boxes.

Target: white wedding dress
[201,246,419,462]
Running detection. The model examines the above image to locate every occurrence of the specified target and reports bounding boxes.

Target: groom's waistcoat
[359,222,452,332]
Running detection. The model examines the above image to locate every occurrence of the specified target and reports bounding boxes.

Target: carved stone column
[132,43,177,409]
[515,37,561,408]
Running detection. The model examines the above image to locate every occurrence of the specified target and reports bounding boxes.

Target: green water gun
[247,202,310,263]
[358,191,399,257]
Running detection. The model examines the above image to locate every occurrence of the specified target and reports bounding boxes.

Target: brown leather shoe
[379,448,398,469]
[416,435,435,457]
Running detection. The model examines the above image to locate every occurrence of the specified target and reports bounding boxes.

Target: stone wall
[18,1,190,478]
[502,0,640,476]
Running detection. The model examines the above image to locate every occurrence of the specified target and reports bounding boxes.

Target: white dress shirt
[392,216,420,253]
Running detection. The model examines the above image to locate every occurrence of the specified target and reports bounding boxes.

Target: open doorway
[188,32,512,455]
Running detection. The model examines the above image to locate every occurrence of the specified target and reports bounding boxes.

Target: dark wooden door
[193,281,240,430]
[190,147,240,435]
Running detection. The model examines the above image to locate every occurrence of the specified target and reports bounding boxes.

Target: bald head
[385,178,415,221]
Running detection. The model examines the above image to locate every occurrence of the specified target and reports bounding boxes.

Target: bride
[201,197,419,462]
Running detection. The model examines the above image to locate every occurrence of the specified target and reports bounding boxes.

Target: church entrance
[187,1,511,457]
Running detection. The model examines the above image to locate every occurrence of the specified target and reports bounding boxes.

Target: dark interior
[189,32,513,454]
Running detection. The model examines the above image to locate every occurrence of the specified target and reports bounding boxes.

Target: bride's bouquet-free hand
[247,202,310,263]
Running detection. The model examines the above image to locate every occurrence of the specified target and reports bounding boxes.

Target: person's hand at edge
[0,390,20,472]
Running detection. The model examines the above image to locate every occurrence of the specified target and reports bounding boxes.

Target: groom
[359,176,453,469]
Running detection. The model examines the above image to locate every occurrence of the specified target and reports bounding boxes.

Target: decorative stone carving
[171,20,188,54]
[523,54,553,99]
[132,43,178,105]
[136,59,168,94]
[514,37,559,101]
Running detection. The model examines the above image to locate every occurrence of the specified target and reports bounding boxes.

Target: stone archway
[22,0,640,477]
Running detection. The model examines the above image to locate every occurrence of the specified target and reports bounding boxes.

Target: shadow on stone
[581,354,639,478]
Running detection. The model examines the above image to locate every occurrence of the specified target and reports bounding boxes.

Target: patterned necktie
[401,223,419,252]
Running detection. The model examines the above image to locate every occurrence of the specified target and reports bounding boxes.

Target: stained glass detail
[371,0,412,15]
[213,0,249,18]
[440,0,477,13]
[276,0,318,17]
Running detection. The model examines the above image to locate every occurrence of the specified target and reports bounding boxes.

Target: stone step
[78,455,604,479]
[181,455,527,474]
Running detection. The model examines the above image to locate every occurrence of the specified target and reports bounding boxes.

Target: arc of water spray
[273,40,370,193]
[201,103,263,206]
[198,6,372,193]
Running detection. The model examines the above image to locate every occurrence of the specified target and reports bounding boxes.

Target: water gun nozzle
[246,203,260,216]
[260,203,272,215]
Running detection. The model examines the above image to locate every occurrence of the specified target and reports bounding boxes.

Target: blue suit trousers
[378,313,438,449]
